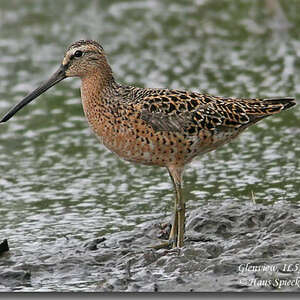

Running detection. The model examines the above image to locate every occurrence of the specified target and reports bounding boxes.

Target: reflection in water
[0,0,299,291]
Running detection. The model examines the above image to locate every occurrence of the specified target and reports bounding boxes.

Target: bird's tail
[261,97,296,114]
[239,97,296,126]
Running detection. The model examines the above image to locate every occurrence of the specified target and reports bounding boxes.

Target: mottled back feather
[131,88,296,135]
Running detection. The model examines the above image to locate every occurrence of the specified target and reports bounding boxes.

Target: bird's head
[62,40,109,78]
[0,40,110,123]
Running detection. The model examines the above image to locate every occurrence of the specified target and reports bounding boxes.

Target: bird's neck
[80,68,119,132]
[81,62,115,95]
[81,65,119,106]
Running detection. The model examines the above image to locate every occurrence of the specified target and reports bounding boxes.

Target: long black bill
[0,64,67,123]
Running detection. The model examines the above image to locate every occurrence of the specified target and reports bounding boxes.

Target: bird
[0,40,296,249]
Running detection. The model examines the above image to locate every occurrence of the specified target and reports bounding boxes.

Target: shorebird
[0,40,296,248]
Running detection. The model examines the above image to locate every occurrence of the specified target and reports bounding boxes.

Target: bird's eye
[74,50,83,58]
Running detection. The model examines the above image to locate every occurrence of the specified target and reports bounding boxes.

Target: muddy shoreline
[1,201,300,292]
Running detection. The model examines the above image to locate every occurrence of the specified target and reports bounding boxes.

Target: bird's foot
[148,239,174,250]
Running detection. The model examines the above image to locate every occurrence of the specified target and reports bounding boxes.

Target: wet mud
[1,200,300,292]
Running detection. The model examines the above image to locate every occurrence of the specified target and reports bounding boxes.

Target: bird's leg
[150,166,184,250]
[176,181,185,248]
[168,191,178,248]
[168,166,184,248]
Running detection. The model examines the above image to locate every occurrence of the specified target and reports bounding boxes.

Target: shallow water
[0,0,299,292]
